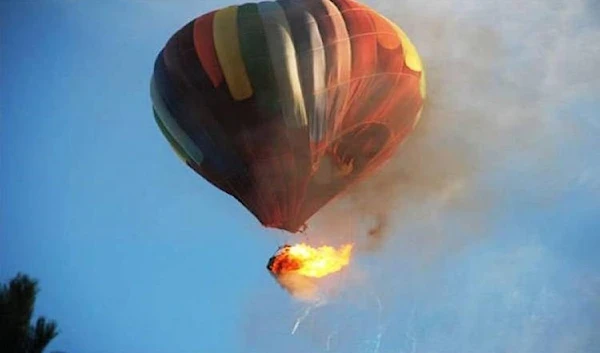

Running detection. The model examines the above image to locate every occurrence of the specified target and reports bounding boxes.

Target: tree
[0,273,59,353]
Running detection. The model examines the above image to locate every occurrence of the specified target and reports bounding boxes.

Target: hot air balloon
[150,0,426,233]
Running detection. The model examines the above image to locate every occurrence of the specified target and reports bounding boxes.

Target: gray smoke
[247,0,600,352]
[306,0,600,257]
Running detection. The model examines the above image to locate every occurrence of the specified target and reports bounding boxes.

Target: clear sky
[1,1,599,353]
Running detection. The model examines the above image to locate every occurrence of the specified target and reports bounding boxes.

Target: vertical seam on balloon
[327,0,356,142]
[150,76,205,166]
[334,0,380,135]
[152,107,189,163]
[235,4,285,225]
[323,0,352,147]
[259,1,308,128]
[278,0,324,225]
[213,6,254,101]
[259,1,306,226]
[193,12,224,88]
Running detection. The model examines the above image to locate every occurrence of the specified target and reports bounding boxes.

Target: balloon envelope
[151,0,426,233]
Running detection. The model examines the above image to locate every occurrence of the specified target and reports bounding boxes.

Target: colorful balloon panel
[151,0,425,232]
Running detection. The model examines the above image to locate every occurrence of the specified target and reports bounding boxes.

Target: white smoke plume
[247,0,600,352]
[306,0,600,256]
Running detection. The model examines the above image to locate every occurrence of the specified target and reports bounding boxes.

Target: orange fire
[267,243,354,278]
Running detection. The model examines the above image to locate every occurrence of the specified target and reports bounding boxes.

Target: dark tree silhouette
[0,273,59,353]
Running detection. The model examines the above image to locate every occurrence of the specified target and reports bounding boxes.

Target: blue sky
[1,1,599,353]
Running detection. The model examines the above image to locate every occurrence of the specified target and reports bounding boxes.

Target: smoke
[245,0,599,352]
[305,0,600,257]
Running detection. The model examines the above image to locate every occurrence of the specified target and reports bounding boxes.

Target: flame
[268,243,354,278]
